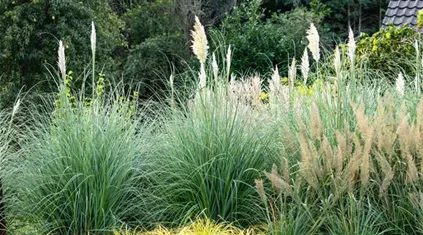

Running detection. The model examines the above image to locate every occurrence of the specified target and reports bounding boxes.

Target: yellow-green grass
[114,219,265,235]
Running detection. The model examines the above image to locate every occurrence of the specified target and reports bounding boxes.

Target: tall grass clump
[0,104,10,234]
[147,17,278,225]
[7,27,152,234]
[254,24,423,234]
[0,97,21,234]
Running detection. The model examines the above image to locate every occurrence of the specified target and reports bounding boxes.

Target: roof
[383,0,423,32]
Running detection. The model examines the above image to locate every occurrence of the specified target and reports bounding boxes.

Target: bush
[124,33,186,97]
[218,0,324,75]
[356,24,420,77]
[123,0,187,98]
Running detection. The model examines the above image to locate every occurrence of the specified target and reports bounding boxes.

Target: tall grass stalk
[91,21,97,99]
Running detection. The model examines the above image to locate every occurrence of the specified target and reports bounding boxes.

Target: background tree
[218,0,326,76]
[0,0,124,106]
[122,0,186,98]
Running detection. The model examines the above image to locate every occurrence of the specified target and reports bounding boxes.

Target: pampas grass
[191,16,209,88]
[301,48,309,86]
[334,46,341,78]
[348,27,356,66]
[306,23,320,63]
[10,85,152,234]
[147,81,278,224]
[396,73,405,97]
[288,58,296,92]
[58,40,66,81]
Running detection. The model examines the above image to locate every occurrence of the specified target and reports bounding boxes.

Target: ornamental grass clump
[7,27,152,234]
[0,97,21,234]
[252,25,423,232]
[147,16,278,225]
[257,76,423,234]
[150,80,278,225]
[0,104,11,234]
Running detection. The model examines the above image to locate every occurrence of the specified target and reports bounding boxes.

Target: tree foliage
[218,0,325,75]
[122,0,186,98]
[0,0,124,105]
[356,24,419,77]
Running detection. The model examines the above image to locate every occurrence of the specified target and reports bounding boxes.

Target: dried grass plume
[191,16,208,64]
[301,48,310,85]
[58,40,66,81]
[91,21,96,55]
[396,73,405,97]
[347,27,356,65]
[307,23,320,63]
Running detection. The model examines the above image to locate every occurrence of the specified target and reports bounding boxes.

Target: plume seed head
[347,28,356,64]
[255,179,266,202]
[212,53,218,82]
[191,16,208,64]
[58,40,66,81]
[306,23,320,63]
[269,66,280,93]
[12,98,21,117]
[199,63,207,89]
[301,48,309,85]
[396,73,405,97]
[289,58,297,89]
[226,45,232,76]
[334,46,341,77]
[91,21,96,55]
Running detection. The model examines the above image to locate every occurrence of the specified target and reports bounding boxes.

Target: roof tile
[383,0,423,32]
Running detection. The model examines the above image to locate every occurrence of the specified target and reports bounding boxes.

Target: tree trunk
[0,179,5,235]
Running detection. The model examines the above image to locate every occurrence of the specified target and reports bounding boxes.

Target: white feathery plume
[301,48,309,85]
[347,27,356,65]
[396,73,405,97]
[288,58,296,91]
[191,16,208,64]
[251,75,261,99]
[212,53,219,82]
[199,65,207,89]
[269,66,280,93]
[91,21,96,55]
[306,23,320,63]
[226,45,232,79]
[169,74,174,89]
[58,40,66,81]
[334,46,341,78]
[12,99,20,117]
[190,16,208,89]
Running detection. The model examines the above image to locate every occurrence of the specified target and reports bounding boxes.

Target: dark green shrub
[217,0,324,75]
[123,0,187,98]
[0,0,125,105]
